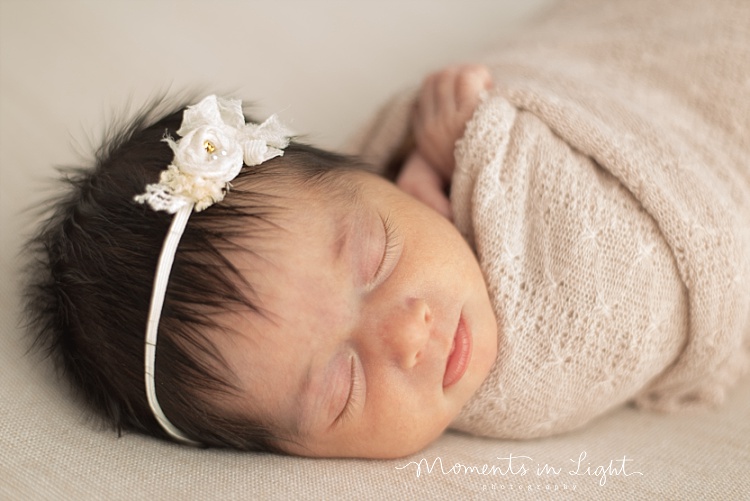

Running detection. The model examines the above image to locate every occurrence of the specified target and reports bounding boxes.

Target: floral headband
[135,95,293,445]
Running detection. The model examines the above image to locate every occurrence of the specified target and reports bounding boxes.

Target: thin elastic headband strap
[135,95,292,445]
[144,204,201,446]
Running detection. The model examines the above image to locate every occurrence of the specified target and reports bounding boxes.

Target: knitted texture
[349,0,750,439]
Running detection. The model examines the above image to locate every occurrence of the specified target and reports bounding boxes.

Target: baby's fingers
[417,68,454,121]
[412,64,493,180]
[453,64,492,111]
[434,67,461,115]
[418,65,492,117]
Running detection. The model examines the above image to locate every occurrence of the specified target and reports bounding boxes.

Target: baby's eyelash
[334,356,362,426]
[374,214,398,281]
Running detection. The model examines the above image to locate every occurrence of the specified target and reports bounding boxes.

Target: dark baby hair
[23,96,363,452]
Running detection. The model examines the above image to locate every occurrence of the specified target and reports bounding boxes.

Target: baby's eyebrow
[331,183,366,265]
[290,363,314,439]
[332,221,349,264]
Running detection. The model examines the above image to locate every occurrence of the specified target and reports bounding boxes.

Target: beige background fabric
[1,1,748,500]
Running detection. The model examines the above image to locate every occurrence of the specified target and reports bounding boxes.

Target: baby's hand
[397,151,452,220]
[412,64,493,182]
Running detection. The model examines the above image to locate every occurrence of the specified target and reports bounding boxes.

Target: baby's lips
[443,314,472,388]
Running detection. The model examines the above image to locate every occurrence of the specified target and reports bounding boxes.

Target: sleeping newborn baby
[25,0,749,459]
[353,0,750,444]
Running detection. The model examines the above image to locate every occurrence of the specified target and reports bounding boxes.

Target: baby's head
[25,95,498,459]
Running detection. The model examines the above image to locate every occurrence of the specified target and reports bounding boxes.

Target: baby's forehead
[223,168,405,301]
[238,166,366,209]
[220,173,356,264]
[310,169,368,207]
[228,173,391,294]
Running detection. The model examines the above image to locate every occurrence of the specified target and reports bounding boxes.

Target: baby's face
[218,170,498,458]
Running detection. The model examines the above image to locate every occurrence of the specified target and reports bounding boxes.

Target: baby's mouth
[443,314,472,388]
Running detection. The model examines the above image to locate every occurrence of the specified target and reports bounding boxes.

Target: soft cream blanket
[349,0,750,438]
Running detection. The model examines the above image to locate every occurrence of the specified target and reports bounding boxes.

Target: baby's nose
[381,298,432,369]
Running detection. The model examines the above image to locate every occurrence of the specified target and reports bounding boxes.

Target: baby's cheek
[364,377,451,452]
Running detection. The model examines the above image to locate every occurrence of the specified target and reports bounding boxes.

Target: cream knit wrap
[348,0,750,439]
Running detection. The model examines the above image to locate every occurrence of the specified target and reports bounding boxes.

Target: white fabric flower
[177,95,245,134]
[135,95,293,213]
[166,126,244,181]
